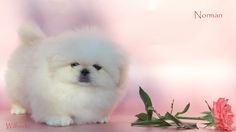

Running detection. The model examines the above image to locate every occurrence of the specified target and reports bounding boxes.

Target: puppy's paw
[96,117,108,124]
[45,116,73,126]
[11,104,27,115]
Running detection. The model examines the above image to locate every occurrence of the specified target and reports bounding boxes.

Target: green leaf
[135,113,148,121]
[165,112,182,126]
[164,112,198,129]
[205,100,212,111]
[175,103,190,117]
[139,87,153,109]
[136,113,158,121]
[181,123,198,129]
[139,87,153,120]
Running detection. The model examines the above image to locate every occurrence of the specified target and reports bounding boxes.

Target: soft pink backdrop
[0,0,235,119]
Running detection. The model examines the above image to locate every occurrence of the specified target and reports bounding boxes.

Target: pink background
[0,0,236,120]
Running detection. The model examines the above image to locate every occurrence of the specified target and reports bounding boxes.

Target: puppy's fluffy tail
[18,24,45,45]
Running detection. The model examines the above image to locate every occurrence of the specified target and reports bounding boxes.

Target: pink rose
[212,98,234,131]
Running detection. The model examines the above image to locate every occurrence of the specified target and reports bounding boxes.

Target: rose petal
[212,98,234,131]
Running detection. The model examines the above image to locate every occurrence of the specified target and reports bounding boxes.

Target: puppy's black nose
[81,69,90,76]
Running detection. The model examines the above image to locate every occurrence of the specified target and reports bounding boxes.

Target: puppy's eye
[93,64,102,70]
[71,62,80,67]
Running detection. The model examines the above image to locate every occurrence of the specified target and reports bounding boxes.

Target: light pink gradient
[0,0,236,120]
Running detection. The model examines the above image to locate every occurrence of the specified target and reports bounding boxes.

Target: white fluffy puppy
[5,25,128,126]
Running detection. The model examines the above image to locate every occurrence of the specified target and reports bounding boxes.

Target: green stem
[176,116,206,121]
[131,120,163,126]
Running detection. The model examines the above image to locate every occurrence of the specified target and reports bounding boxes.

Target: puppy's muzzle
[79,69,90,83]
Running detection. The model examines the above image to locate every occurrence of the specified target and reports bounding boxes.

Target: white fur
[5,26,128,126]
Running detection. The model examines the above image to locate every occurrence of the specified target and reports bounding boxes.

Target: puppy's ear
[18,23,45,45]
